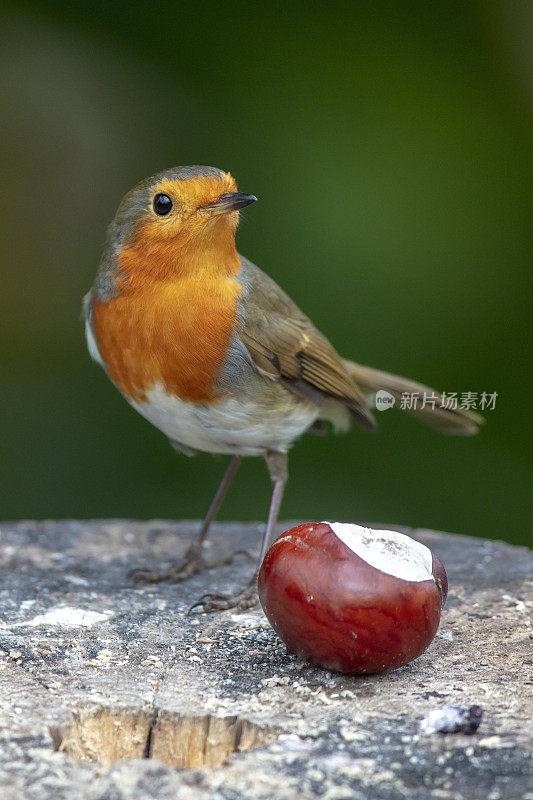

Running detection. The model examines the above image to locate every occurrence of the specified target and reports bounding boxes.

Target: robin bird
[84,165,482,611]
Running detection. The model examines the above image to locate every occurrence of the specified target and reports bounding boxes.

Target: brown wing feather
[238,258,376,431]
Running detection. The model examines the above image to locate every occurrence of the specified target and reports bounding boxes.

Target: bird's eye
[153,193,173,216]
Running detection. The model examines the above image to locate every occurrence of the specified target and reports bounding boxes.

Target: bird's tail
[343,359,484,435]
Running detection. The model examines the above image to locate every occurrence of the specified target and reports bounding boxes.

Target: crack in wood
[143,711,156,760]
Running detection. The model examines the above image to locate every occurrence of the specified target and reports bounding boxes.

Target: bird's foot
[188,580,258,614]
[132,545,253,584]
[132,544,207,583]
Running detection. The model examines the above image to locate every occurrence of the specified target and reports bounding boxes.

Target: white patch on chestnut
[324,523,433,583]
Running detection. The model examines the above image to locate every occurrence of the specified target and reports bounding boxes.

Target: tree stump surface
[0,520,530,800]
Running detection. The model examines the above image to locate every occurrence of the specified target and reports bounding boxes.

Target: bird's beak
[202,192,257,215]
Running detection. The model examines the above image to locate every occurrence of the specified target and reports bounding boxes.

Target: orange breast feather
[92,276,242,403]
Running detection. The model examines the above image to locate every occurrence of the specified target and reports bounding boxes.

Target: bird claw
[132,544,210,583]
[132,545,255,584]
[187,582,258,614]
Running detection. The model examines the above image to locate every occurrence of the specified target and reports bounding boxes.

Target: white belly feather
[128,381,319,456]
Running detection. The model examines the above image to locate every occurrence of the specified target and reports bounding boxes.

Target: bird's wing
[238,257,376,431]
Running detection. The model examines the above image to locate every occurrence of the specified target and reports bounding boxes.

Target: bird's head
[97,166,256,294]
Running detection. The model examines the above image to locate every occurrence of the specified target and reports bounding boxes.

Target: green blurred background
[1,1,532,546]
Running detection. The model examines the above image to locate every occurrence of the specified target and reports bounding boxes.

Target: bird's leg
[191,451,288,613]
[257,451,288,565]
[134,455,243,583]
[194,454,244,550]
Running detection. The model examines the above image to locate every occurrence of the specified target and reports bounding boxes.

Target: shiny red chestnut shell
[258,522,447,674]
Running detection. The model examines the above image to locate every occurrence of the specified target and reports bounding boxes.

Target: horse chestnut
[258,522,447,674]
